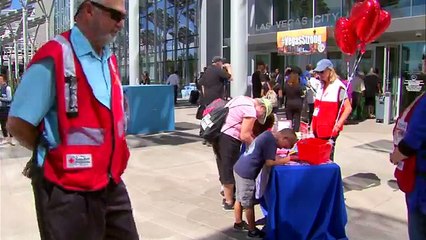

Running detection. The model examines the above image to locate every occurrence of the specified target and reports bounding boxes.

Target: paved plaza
[1,104,408,240]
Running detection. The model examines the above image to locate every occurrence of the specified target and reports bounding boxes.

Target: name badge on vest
[313,108,320,117]
[65,154,93,169]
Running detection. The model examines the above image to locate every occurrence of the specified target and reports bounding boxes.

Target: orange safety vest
[28,31,130,191]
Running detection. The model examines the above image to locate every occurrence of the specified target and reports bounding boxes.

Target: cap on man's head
[212,56,226,63]
[314,59,334,72]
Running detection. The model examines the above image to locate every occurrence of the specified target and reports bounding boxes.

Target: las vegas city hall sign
[255,12,340,32]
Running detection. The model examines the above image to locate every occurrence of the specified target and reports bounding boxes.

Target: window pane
[274,0,289,23]
[223,0,231,39]
[187,1,198,34]
[136,0,199,84]
[412,0,426,16]
[255,0,272,32]
[379,0,411,18]
[289,0,313,30]
[314,0,342,28]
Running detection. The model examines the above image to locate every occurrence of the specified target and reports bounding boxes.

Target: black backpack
[200,98,251,143]
[200,103,229,143]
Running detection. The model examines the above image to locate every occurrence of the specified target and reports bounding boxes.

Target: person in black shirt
[251,61,267,98]
[364,67,382,118]
[282,72,305,131]
[199,56,232,106]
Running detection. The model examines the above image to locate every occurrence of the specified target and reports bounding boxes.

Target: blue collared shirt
[10,26,113,166]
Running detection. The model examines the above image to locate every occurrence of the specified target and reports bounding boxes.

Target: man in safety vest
[6,1,139,239]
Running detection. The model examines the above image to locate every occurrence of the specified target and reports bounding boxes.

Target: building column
[70,0,75,28]
[7,53,12,83]
[14,40,19,79]
[128,0,140,85]
[199,0,207,70]
[199,0,222,71]
[230,0,248,97]
[22,6,29,67]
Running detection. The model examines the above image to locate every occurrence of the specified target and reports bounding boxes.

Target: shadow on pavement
[198,205,407,240]
[345,205,407,240]
[345,119,361,125]
[197,227,252,240]
[343,172,381,192]
[0,145,31,160]
[175,121,200,131]
[354,140,393,153]
[387,179,400,191]
[127,131,201,149]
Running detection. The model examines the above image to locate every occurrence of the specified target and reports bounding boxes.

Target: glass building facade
[139,0,199,84]
[245,0,425,116]
[250,0,425,34]
[53,0,71,35]
[48,0,425,115]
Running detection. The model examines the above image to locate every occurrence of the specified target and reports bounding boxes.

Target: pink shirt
[221,96,257,140]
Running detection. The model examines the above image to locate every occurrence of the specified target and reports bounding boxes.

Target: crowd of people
[252,62,383,128]
[194,55,424,239]
[195,55,356,237]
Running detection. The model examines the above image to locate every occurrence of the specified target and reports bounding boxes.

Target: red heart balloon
[364,10,391,43]
[335,17,358,55]
[350,0,381,43]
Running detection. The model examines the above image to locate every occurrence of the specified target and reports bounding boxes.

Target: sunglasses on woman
[90,1,127,22]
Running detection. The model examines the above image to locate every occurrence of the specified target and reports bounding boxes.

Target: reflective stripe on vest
[53,35,76,77]
[52,35,105,146]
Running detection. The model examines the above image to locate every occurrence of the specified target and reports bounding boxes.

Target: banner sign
[277,27,327,55]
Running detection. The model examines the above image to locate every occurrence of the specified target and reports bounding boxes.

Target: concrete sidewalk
[1,104,408,240]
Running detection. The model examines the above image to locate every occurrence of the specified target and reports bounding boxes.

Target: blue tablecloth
[123,85,175,135]
[263,163,347,240]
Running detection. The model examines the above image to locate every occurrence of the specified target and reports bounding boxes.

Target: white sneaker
[9,138,16,146]
[0,138,6,145]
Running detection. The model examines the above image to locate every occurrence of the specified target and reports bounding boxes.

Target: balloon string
[346,59,350,80]
[332,52,364,139]
[351,51,363,78]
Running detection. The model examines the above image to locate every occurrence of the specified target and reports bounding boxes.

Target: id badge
[65,154,93,169]
[313,108,320,116]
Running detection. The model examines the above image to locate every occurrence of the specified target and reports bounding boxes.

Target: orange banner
[277,27,327,55]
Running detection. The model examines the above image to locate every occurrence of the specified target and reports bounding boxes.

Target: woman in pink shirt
[212,96,272,211]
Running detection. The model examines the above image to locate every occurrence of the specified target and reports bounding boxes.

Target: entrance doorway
[375,45,401,119]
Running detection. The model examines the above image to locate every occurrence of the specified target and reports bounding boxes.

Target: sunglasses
[90,1,126,22]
